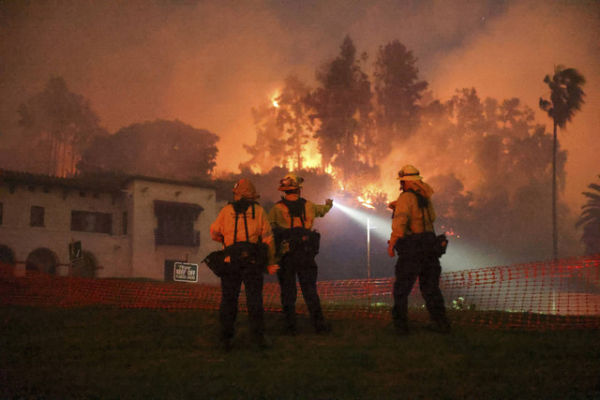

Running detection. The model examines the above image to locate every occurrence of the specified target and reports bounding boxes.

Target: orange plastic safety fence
[1,256,599,330]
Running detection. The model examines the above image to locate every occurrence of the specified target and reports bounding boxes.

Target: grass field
[1,306,599,399]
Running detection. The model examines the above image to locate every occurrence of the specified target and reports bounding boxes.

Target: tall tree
[17,77,106,176]
[241,76,314,173]
[373,40,428,149]
[539,66,586,259]
[307,35,374,185]
[275,75,314,171]
[576,175,600,255]
[240,103,285,173]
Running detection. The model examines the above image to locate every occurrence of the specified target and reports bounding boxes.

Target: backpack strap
[407,190,435,235]
[279,198,307,229]
[231,200,254,243]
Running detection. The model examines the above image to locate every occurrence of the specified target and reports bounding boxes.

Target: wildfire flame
[357,195,375,209]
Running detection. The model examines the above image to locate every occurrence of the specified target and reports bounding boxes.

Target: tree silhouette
[306,35,374,185]
[373,40,428,150]
[576,175,600,255]
[79,119,218,180]
[539,65,586,259]
[17,77,106,176]
[240,102,285,173]
[276,75,314,171]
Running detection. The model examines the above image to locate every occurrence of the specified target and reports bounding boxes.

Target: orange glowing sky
[0,0,598,210]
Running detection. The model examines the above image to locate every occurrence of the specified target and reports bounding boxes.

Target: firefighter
[268,173,333,334]
[387,165,450,334]
[210,178,278,350]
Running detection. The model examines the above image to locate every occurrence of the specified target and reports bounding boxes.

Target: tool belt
[274,227,320,257]
[225,241,269,268]
[203,200,268,277]
[203,242,268,277]
[396,190,449,258]
[203,250,228,277]
[394,232,447,258]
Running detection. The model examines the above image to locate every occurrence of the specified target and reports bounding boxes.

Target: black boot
[427,319,451,334]
[312,310,331,334]
[283,306,297,335]
[394,320,410,335]
[392,307,409,335]
[220,336,233,352]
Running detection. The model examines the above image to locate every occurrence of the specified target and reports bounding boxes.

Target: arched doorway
[26,248,59,275]
[71,251,97,278]
[0,244,16,266]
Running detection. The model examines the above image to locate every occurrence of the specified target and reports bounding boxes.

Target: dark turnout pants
[219,262,264,340]
[277,252,326,331]
[392,242,448,327]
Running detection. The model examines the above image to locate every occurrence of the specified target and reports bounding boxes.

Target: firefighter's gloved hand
[325,198,333,207]
[387,240,395,258]
[211,231,224,243]
[267,264,280,275]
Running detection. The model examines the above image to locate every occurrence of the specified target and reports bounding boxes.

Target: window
[30,206,45,227]
[154,200,203,246]
[122,211,128,235]
[71,211,112,234]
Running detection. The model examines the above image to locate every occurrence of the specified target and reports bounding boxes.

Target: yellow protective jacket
[390,190,436,246]
[210,202,275,264]
[268,196,332,230]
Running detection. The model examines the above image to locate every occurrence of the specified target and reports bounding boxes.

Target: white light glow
[333,201,391,241]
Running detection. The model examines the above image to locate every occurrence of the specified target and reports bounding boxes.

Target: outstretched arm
[313,198,333,217]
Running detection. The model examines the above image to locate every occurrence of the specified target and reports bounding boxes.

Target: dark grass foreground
[1,307,599,400]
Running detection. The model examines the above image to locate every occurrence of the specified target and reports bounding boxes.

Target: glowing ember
[441,225,461,239]
[358,195,375,209]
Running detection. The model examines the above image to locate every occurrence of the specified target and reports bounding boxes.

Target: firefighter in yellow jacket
[268,173,333,334]
[388,165,450,334]
[210,178,277,350]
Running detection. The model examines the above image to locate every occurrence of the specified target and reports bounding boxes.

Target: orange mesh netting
[1,256,599,330]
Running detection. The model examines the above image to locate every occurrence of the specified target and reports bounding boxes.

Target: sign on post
[69,241,82,262]
[174,262,198,283]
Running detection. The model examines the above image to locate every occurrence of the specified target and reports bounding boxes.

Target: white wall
[128,180,221,284]
[0,184,130,277]
[0,177,222,284]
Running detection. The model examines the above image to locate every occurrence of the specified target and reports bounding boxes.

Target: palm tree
[539,65,586,259]
[576,175,600,255]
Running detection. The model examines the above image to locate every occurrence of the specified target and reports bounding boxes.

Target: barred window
[154,201,203,247]
[71,210,112,234]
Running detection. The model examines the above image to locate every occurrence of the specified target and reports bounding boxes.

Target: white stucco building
[0,169,228,284]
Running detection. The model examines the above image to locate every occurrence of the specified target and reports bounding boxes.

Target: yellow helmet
[278,173,304,191]
[396,164,422,181]
[233,178,259,199]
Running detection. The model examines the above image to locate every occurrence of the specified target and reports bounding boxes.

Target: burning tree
[240,102,286,173]
[241,75,316,173]
[306,36,375,187]
[276,75,315,171]
[17,77,107,177]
